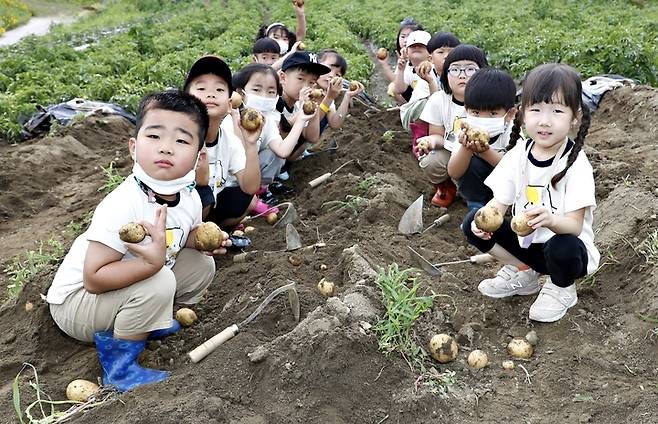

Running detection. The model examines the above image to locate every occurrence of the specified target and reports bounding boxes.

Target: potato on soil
[309,88,325,102]
[467,349,489,369]
[240,108,264,132]
[376,48,388,60]
[66,379,99,402]
[429,333,458,363]
[474,206,503,233]
[466,127,490,148]
[25,302,34,313]
[244,226,256,234]
[265,212,278,225]
[317,278,335,297]
[507,338,534,359]
[502,360,515,370]
[176,308,198,327]
[511,213,534,236]
[302,100,317,115]
[119,222,146,243]
[230,92,243,109]
[194,222,223,251]
[417,60,432,75]
[288,255,302,266]
[232,230,244,237]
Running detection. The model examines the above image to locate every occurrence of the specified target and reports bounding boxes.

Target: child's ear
[278,70,286,84]
[252,55,258,63]
[128,137,137,161]
[504,107,517,124]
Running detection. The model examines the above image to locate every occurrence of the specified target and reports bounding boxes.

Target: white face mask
[464,114,508,138]
[275,39,289,55]
[131,141,198,196]
[244,93,279,113]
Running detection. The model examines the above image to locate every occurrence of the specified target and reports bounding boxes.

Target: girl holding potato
[462,63,600,323]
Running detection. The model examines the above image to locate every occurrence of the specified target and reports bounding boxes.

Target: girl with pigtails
[462,63,600,323]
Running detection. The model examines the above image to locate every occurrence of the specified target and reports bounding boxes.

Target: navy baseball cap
[183,55,233,94]
[281,52,330,75]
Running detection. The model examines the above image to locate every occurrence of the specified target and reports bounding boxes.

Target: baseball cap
[281,52,330,75]
[183,55,233,94]
[406,30,431,47]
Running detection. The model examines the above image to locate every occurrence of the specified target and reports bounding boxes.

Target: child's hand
[467,139,490,154]
[417,62,433,82]
[414,136,435,156]
[525,206,555,229]
[204,230,231,256]
[195,146,210,185]
[289,40,302,54]
[326,76,342,100]
[397,56,407,71]
[470,219,493,240]
[238,121,263,146]
[292,0,304,14]
[125,205,167,270]
[298,86,312,102]
[346,81,364,98]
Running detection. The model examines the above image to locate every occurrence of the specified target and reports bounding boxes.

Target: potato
[66,379,99,402]
[240,108,264,132]
[349,81,360,91]
[466,127,490,148]
[474,206,503,233]
[232,230,244,237]
[317,278,335,297]
[244,226,256,234]
[119,222,146,243]
[429,333,458,363]
[302,100,317,115]
[507,338,534,359]
[511,213,534,237]
[293,0,304,6]
[230,92,243,109]
[25,301,34,313]
[417,60,432,75]
[288,255,302,267]
[309,88,325,102]
[194,222,223,251]
[502,360,515,370]
[467,349,489,369]
[176,308,198,327]
[297,41,306,50]
[330,76,343,86]
[265,212,278,225]
[416,138,431,152]
[376,48,388,60]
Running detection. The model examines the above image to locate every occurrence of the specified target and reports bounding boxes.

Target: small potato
[232,230,244,237]
[466,127,490,148]
[119,223,146,243]
[194,222,223,251]
[230,92,243,109]
[297,41,306,50]
[507,338,534,359]
[474,206,504,233]
[502,360,515,370]
[429,333,458,363]
[417,60,432,75]
[176,308,198,327]
[467,350,489,369]
[66,379,99,402]
[309,88,325,102]
[302,100,317,115]
[349,81,360,91]
[240,108,264,132]
[376,48,388,60]
[293,0,304,6]
[416,138,431,152]
[244,226,256,234]
[25,302,34,313]
[511,213,534,237]
[330,76,342,86]
[288,255,302,267]
[317,278,335,297]
[265,212,278,225]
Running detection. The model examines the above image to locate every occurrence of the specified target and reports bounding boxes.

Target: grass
[638,229,658,266]
[0,0,32,34]
[65,210,93,236]
[357,175,376,193]
[97,161,125,193]
[4,237,63,298]
[321,194,368,215]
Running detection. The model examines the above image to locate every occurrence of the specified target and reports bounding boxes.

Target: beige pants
[50,248,215,342]
[419,149,451,186]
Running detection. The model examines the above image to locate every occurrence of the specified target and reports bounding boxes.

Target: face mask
[275,39,289,55]
[464,114,507,138]
[244,93,279,113]
[131,141,198,196]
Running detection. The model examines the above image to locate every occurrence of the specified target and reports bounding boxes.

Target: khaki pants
[419,149,451,185]
[50,248,215,342]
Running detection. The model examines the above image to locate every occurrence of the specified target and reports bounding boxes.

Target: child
[255,0,306,56]
[252,38,281,66]
[415,44,488,207]
[184,56,261,229]
[462,63,599,323]
[426,31,460,86]
[47,90,227,392]
[378,17,422,103]
[231,63,314,213]
[447,68,517,211]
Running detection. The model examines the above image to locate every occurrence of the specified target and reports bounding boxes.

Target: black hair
[506,63,590,187]
[440,44,489,93]
[395,20,423,55]
[134,90,208,150]
[427,31,460,53]
[255,24,297,50]
[317,49,348,76]
[253,38,280,55]
[233,63,282,96]
[464,68,516,111]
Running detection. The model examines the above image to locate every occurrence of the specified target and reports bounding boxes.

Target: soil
[1,84,658,424]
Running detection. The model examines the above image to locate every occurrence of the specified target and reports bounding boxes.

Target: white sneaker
[478,265,541,298]
[529,279,577,323]
[277,171,290,181]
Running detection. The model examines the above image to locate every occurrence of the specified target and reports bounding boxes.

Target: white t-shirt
[207,120,246,194]
[46,176,202,304]
[399,64,433,115]
[485,140,600,274]
[419,91,466,152]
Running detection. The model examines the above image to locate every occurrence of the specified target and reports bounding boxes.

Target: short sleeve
[419,92,444,126]
[484,145,521,206]
[562,153,596,213]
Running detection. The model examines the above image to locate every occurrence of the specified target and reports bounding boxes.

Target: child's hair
[253,37,280,55]
[464,68,516,111]
[317,49,348,76]
[256,23,297,46]
[507,63,591,187]
[396,17,423,54]
[232,63,282,96]
[134,90,209,150]
[427,31,460,53]
[439,44,489,93]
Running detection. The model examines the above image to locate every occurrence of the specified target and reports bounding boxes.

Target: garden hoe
[188,282,300,363]
[398,195,424,234]
[407,246,495,276]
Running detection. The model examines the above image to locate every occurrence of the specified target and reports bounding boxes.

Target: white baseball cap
[406,30,431,47]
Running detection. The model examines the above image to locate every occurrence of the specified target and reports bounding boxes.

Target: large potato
[507,338,534,359]
[176,308,198,327]
[474,206,503,233]
[376,48,388,60]
[240,108,264,132]
[467,349,489,369]
[66,379,99,402]
[511,213,534,236]
[429,333,458,363]
[194,222,223,251]
[119,223,146,243]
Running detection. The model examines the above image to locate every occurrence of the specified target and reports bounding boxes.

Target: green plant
[321,195,368,215]
[357,176,376,193]
[65,210,93,236]
[373,263,435,372]
[97,161,125,193]
[420,368,457,399]
[638,229,658,266]
[4,237,64,298]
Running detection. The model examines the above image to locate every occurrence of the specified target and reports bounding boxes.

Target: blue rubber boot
[94,331,169,392]
[148,319,181,340]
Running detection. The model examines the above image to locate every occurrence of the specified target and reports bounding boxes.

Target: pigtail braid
[506,109,524,152]
[551,101,591,187]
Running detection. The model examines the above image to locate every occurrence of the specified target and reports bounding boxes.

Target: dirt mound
[1,86,658,424]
